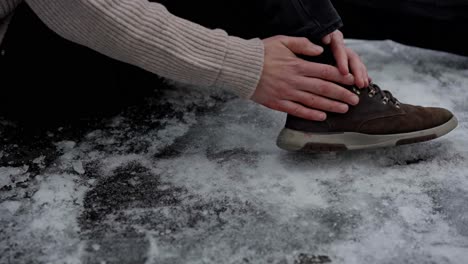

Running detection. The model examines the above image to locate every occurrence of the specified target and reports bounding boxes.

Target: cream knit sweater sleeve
[23,0,265,98]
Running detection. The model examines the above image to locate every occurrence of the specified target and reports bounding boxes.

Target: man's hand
[322,30,369,88]
[251,36,360,121]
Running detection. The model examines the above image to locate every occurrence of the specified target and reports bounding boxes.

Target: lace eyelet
[368,89,376,98]
[352,87,361,95]
[382,97,389,105]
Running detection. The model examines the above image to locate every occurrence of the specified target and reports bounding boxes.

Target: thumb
[281,37,324,56]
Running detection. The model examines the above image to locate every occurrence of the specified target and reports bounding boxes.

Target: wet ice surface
[1,40,468,264]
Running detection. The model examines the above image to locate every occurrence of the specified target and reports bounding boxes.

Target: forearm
[25,0,264,98]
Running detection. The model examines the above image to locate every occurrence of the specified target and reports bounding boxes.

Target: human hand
[251,36,360,121]
[322,30,370,88]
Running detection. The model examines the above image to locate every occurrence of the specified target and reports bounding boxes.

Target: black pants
[157,0,342,41]
[333,0,468,57]
[0,0,341,123]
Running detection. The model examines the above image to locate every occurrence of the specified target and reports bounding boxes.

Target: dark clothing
[157,0,342,41]
[333,0,468,56]
[1,0,467,125]
[0,0,342,123]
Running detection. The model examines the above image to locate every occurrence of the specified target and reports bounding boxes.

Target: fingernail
[313,46,324,53]
[346,74,355,84]
[351,95,360,105]
[360,80,366,88]
[339,104,349,113]
[319,113,327,121]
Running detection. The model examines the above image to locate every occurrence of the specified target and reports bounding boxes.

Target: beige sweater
[0,0,264,98]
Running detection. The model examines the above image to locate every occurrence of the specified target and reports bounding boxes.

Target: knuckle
[331,102,344,111]
[271,83,287,97]
[288,106,302,115]
[270,82,282,93]
[319,103,332,112]
[309,111,322,121]
[325,103,336,112]
[276,35,288,43]
[320,66,336,78]
[290,106,302,116]
[281,86,295,98]
[320,67,331,77]
[304,95,316,106]
[290,60,305,74]
[299,37,309,44]
[287,76,301,87]
[341,90,353,100]
[269,100,282,111]
[343,75,354,84]
[315,83,327,95]
[270,35,281,41]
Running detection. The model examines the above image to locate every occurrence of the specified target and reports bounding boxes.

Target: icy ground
[1,40,468,264]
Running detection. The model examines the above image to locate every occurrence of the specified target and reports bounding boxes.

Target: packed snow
[1,40,468,264]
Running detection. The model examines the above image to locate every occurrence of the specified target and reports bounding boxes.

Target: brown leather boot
[277,83,458,152]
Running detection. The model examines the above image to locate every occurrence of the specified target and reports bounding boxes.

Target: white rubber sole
[276,116,458,152]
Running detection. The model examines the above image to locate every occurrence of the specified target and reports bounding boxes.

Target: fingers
[288,90,350,114]
[362,64,370,87]
[329,31,349,75]
[254,35,368,122]
[298,61,355,86]
[348,49,366,88]
[347,48,369,88]
[277,100,327,121]
[296,77,360,106]
[325,30,370,87]
[280,36,324,57]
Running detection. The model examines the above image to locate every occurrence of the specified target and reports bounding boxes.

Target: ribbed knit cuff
[0,0,19,18]
[214,36,264,99]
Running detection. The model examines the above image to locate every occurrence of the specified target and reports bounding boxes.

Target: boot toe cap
[428,107,454,127]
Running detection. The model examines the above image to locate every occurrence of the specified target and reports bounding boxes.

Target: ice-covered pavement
[1,40,468,264]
